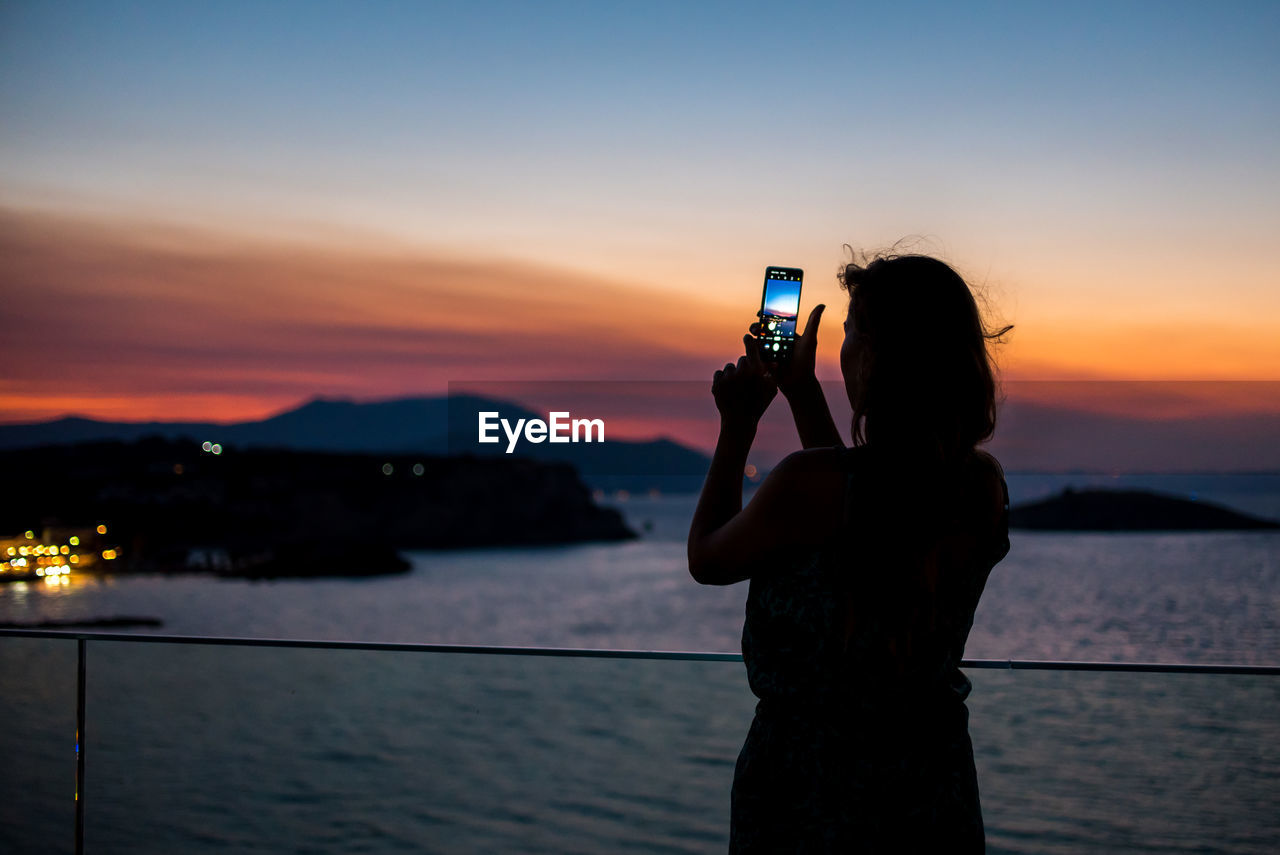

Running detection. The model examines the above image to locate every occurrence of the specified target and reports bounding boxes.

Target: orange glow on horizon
[0,393,294,426]
[1002,320,1280,382]
[2,206,1278,427]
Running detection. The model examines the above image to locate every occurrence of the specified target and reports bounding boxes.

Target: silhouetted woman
[688,252,1011,853]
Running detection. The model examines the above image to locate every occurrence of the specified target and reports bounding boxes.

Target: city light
[211,444,223,455]
[0,527,120,580]
[382,463,394,475]
[202,441,212,452]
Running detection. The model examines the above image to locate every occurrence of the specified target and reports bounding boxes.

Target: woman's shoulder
[767,446,848,505]
[845,445,1006,519]
[774,445,849,473]
[755,447,847,542]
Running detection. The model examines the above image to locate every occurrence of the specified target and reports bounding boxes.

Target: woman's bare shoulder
[770,446,849,495]
[754,446,847,540]
[776,445,848,472]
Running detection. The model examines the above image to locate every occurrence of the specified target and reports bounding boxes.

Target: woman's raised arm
[687,337,843,585]
[752,304,843,449]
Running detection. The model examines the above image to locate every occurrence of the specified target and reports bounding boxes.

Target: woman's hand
[749,303,825,397]
[712,336,778,430]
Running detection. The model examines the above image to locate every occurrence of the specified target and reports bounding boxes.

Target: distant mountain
[0,397,467,454]
[15,392,1276,484]
[989,399,1280,472]
[0,395,713,492]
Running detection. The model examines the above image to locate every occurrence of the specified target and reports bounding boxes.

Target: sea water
[2,477,1279,853]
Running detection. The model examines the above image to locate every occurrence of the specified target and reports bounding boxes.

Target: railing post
[76,637,85,855]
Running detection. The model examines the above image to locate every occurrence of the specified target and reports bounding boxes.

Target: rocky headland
[1010,487,1280,531]
[0,438,635,578]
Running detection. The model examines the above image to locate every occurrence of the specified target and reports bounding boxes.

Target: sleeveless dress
[730,445,1010,853]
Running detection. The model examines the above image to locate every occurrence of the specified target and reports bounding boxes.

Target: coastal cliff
[0,438,635,577]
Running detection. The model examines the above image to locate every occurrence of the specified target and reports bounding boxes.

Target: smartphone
[757,266,804,364]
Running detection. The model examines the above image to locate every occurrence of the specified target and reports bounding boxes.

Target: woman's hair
[839,249,1011,460]
[838,250,1012,675]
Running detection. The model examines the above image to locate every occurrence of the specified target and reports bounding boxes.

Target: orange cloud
[3,207,1277,427]
[0,207,746,423]
[1002,318,1280,381]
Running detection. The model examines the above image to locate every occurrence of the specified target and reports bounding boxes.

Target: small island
[0,437,635,580]
[1010,487,1280,532]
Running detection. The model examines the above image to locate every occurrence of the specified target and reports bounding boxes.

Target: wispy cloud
[0,208,736,422]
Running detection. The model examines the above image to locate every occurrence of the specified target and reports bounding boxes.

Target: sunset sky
[2,1,1279,427]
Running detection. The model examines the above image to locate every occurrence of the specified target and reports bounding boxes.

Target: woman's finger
[744,334,764,370]
[800,303,826,340]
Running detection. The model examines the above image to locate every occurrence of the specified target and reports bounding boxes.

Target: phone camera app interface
[759,270,801,358]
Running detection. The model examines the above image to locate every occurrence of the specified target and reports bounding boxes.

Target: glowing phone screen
[758,267,803,359]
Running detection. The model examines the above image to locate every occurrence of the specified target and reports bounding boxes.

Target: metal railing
[3,627,1277,855]
[6,627,1280,672]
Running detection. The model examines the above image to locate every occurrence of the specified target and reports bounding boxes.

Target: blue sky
[5,1,1276,276]
[1,1,1278,421]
